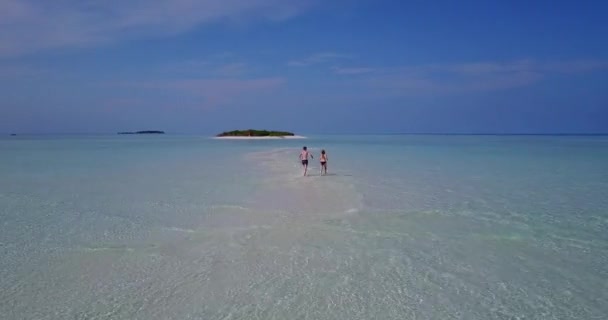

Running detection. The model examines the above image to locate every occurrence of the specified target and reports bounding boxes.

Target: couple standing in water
[299,146,328,176]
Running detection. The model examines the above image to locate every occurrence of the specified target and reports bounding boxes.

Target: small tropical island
[118,130,165,135]
[215,129,305,139]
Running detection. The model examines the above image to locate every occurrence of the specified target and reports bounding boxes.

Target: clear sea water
[1,135,607,319]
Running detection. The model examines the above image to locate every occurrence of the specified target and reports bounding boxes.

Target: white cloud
[361,59,608,95]
[436,59,608,76]
[331,66,376,75]
[445,60,535,75]
[0,64,45,78]
[542,60,608,73]
[120,77,285,107]
[0,0,315,57]
[287,52,351,66]
[161,55,248,77]
[214,62,248,77]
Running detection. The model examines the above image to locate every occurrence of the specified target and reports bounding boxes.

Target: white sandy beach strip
[212,135,307,140]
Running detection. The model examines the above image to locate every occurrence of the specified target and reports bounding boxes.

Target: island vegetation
[216,129,295,137]
[118,130,165,135]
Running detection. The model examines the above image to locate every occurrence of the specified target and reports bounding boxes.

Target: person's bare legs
[303,163,308,176]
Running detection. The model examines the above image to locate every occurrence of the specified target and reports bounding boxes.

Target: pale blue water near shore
[1,134,607,319]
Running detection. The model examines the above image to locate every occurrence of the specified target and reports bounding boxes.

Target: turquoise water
[1,135,607,319]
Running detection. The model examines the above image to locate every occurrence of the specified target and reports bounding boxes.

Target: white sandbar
[213,135,307,140]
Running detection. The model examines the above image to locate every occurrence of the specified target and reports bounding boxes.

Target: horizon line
[3,132,608,136]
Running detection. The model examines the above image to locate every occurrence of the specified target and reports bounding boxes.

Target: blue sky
[1,0,607,134]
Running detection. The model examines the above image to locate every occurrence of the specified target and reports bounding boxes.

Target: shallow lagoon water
[1,135,607,319]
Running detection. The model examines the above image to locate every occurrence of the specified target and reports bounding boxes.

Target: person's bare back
[299,146,313,176]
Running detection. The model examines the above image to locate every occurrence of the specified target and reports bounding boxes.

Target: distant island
[216,129,295,137]
[118,131,165,135]
[215,129,305,139]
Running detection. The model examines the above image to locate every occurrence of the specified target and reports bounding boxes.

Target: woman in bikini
[320,149,328,175]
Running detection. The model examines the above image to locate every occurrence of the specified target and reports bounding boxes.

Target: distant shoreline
[118,130,165,135]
